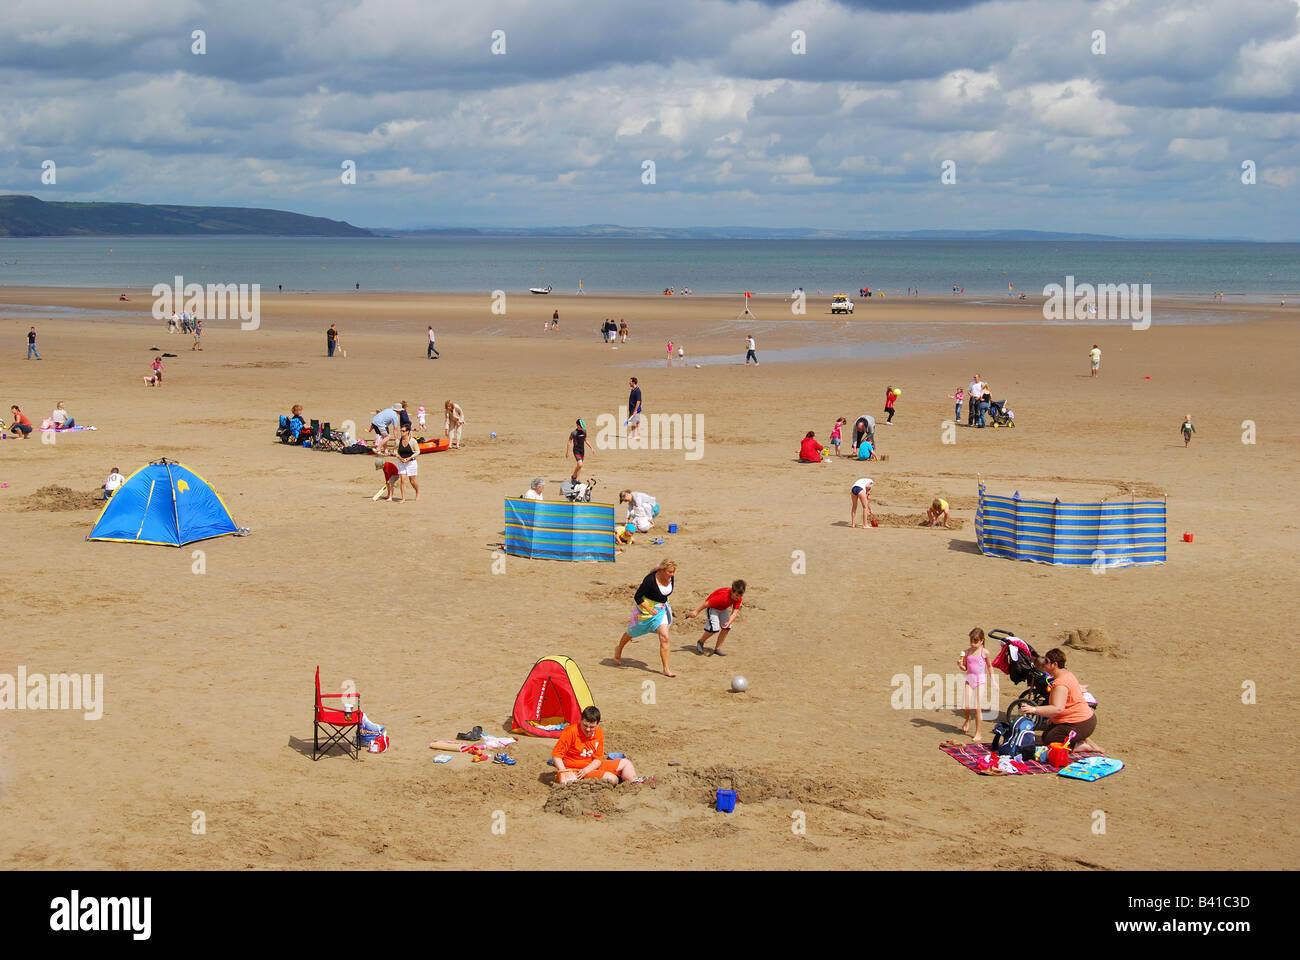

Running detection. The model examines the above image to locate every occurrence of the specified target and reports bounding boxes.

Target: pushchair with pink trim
[989,629,1097,729]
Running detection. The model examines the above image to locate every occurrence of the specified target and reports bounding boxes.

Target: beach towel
[940,741,1056,775]
[1058,756,1123,781]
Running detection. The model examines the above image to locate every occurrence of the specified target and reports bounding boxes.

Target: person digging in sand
[613,559,677,677]
[925,497,951,528]
[685,579,745,656]
[850,477,875,528]
[552,706,639,784]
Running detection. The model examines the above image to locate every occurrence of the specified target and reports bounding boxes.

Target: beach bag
[997,716,1038,760]
[359,713,387,750]
[989,721,1011,751]
[341,443,370,455]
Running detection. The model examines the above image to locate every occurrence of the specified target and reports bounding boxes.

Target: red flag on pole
[744,291,752,298]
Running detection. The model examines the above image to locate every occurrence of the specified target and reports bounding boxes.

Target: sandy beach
[0,287,1296,870]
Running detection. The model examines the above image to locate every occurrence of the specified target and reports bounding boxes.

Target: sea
[1,237,1298,300]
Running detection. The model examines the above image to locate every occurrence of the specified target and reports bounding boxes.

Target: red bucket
[1183,532,1194,543]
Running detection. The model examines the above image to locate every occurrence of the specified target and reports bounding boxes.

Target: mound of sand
[22,485,104,512]
[873,514,968,530]
[1060,627,1122,658]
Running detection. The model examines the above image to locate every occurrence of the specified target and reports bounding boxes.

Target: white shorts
[398,459,418,476]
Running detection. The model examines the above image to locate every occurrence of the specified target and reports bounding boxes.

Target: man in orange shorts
[552,706,638,784]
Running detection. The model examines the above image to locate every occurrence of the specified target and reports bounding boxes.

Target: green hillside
[0,195,372,237]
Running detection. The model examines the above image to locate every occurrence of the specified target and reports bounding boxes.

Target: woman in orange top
[552,706,638,784]
[1023,648,1100,753]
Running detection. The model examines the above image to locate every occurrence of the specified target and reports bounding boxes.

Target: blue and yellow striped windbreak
[975,482,1166,567]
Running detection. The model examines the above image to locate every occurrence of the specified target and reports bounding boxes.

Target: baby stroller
[561,477,597,503]
[988,629,1050,728]
[988,399,1015,428]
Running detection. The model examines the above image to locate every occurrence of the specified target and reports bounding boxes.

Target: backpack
[996,715,1038,760]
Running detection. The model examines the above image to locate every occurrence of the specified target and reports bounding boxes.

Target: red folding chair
[313,666,362,760]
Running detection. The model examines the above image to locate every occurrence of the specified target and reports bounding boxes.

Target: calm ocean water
[1,237,1297,298]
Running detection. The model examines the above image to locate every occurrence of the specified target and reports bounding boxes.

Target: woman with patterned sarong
[613,559,678,678]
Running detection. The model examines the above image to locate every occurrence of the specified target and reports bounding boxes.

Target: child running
[1181,414,1196,447]
[830,416,846,456]
[685,580,746,656]
[958,628,990,740]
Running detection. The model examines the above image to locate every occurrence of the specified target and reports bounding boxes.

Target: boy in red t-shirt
[552,706,638,785]
[686,579,746,656]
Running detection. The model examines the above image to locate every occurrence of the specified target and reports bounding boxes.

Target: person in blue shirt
[370,406,400,456]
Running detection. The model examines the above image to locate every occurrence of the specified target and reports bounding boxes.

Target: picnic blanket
[940,741,1057,775]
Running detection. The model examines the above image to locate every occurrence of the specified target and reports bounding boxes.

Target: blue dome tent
[88,459,239,547]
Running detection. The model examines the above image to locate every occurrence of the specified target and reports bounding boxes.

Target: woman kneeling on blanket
[1022,648,1101,754]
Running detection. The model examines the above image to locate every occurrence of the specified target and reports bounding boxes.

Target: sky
[0,0,1298,238]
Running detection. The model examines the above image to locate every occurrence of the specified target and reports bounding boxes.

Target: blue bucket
[302,440,311,448]
[716,789,737,813]
[668,523,678,533]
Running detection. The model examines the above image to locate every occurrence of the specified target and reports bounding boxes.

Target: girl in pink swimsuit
[958,627,990,740]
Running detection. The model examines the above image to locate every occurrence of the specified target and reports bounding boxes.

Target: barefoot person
[552,706,639,784]
[370,405,400,456]
[394,424,420,501]
[925,497,951,528]
[958,628,990,740]
[614,559,678,677]
[626,377,643,442]
[850,477,875,528]
[1022,648,1101,754]
[444,400,465,449]
[619,489,659,531]
[373,458,400,500]
[685,580,746,656]
[566,418,588,481]
[7,405,32,438]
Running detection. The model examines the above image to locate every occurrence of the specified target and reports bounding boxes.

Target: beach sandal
[711,648,726,656]
[649,537,665,545]
[493,753,517,766]
[456,725,483,742]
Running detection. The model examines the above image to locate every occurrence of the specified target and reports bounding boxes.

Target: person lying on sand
[552,706,639,785]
